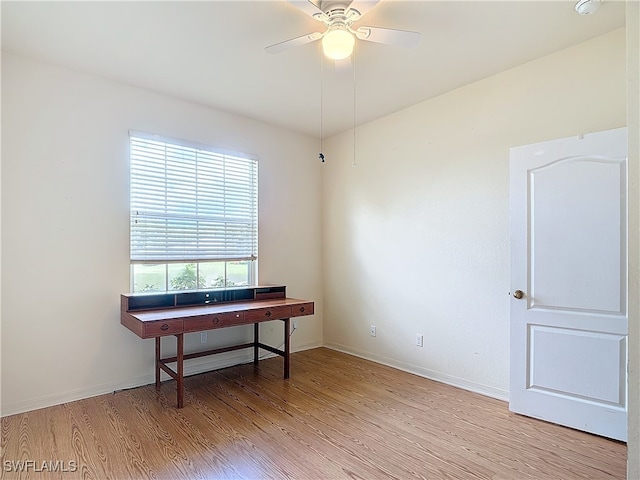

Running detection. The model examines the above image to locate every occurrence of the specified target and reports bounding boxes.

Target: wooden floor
[1,347,626,479]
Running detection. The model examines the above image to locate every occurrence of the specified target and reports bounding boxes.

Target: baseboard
[0,372,155,418]
[1,342,324,417]
[324,342,509,402]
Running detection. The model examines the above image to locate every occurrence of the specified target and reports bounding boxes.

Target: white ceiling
[1,1,626,138]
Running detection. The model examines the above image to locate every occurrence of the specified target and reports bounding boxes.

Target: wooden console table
[121,285,314,407]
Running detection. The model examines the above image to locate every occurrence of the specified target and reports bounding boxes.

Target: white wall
[0,52,323,415]
[322,28,627,399]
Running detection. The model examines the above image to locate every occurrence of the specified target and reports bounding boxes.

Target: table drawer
[246,305,292,322]
[144,319,183,338]
[291,302,314,317]
[183,311,246,332]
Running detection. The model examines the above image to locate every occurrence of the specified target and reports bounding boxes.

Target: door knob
[513,290,524,299]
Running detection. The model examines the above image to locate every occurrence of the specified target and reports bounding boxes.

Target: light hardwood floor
[1,347,626,479]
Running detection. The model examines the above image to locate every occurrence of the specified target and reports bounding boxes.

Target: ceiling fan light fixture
[322,29,355,60]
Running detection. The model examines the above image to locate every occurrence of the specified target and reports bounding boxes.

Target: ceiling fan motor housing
[313,1,362,26]
[317,1,352,14]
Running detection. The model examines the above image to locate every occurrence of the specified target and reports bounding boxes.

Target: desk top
[128,297,311,322]
[120,285,314,339]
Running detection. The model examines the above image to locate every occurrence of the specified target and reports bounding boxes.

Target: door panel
[528,325,627,406]
[529,158,625,314]
[509,127,628,441]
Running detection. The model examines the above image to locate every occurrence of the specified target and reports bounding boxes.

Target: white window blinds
[129,132,258,263]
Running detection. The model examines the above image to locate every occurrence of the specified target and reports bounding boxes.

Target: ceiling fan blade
[346,0,380,19]
[287,0,326,21]
[265,32,323,54]
[355,26,420,48]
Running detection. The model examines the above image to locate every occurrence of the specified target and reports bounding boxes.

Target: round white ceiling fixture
[575,0,602,15]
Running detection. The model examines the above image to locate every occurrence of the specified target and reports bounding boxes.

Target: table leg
[176,334,184,408]
[155,337,161,389]
[284,318,290,379]
[254,323,259,365]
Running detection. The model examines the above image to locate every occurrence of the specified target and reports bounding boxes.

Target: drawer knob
[300,306,305,312]
[265,311,272,317]
[160,324,169,331]
[213,317,220,324]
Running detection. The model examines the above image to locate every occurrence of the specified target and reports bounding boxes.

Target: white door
[509,127,628,442]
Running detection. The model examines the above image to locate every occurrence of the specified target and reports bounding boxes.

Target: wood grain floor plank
[220,365,490,479]
[195,373,350,479]
[1,348,626,479]
[64,400,117,480]
[213,368,408,479]
[138,382,278,479]
[298,348,626,478]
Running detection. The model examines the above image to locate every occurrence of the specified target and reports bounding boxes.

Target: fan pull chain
[319,53,325,163]
[352,43,357,167]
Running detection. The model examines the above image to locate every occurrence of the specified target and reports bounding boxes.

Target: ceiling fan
[265,0,420,60]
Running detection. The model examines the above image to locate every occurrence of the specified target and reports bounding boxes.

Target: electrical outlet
[370,325,376,337]
[200,332,207,344]
[415,334,423,347]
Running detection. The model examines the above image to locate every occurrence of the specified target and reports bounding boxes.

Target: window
[129,132,257,293]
